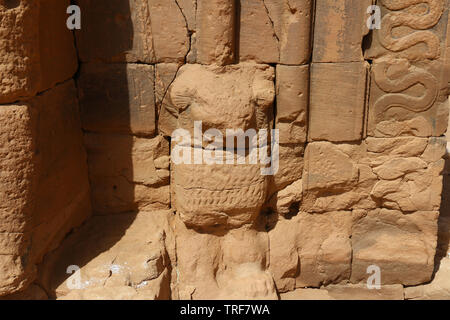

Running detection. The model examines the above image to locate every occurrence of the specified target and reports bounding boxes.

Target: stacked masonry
[0,0,90,296]
[0,0,449,300]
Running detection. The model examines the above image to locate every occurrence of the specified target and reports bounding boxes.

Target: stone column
[0,0,91,296]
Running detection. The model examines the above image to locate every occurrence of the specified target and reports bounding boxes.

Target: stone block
[275,64,308,145]
[239,0,312,65]
[76,0,189,63]
[313,0,372,62]
[0,0,77,103]
[84,133,170,214]
[78,63,156,136]
[309,62,368,142]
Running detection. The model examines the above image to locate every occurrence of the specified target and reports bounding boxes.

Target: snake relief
[373,58,438,123]
[373,0,443,124]
[379,0,444,60]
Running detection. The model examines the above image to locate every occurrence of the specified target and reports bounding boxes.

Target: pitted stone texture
[174,216,277,299]
[309,62,368,142]
[268,211,354,292]
[78,63,156,136]
[169,63,275,136]
[197,0,236,65]
[155,63,180,127]
[0,0,77,103]
[239,0,312,65]
[302,137,445,214]
[404,257,450,300]
[280,284,404,300]
[0,81,91,296]
[29,81,91,264]
[351,209,438,286]
[75,0,189,63]
[169,63,274,228]
[276,65,308,145]
[173,159,268,228]
[84,134,170,215]
[38,211,174,300]
[0,104,36,296]
[313,0,372,62]
[162,63,275,138]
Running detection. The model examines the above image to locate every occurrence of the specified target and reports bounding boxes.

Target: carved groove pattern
[373,0,444,123]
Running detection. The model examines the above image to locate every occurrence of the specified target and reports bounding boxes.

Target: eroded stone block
[78,63,156,136]
[366,0,449,137]
[276,64,308,145]
[197,0,236,65]
[0,104,36,295]
[0,0,77,103]
[38,211,174,300]
[351,209,438,286]
[313,0,372,62]
[30,81,92,263]
[239,0,312,65]
[76,0,189,63]
[84,133,170,214]
[309,62,368,142]
[268,211,353,290]
[0,81,91,296]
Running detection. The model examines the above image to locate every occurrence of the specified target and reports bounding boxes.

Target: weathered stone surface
[280,288,334,300]
[276,65,308,145]
[0,1,39,103]
[38,211,174,300]
[169,63,274,228]
[78,63,156,136]
[268,211,353,291]
[239,0,312,65]
[309,62,368,142]
[174,216,277,299]
[239,0,279,64]
[197,0,235,65]
[1,284,48,300]
[404,257,450,300]
[280,284,404,300]
[324,284,404,300]
[174,159,268,228]
[313,0,372,62]
[366,0,449,137]
[30,81,92,264]
[302,141,377,213]
[351,209,438,286]
[38,0,78,92]
[302,137,445,214]
[161,63,275,138]
[171,63,275,135]
[0,0,77,103]
[0,104,36,295]
[0,81,91,296]
[155,63,180,135]
[271,144,304,193]
[1,0,449,301]
[84,134,170,214]
[76,0,189,63]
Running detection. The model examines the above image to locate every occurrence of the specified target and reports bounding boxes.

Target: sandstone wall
[0,0,449,299]
[0,0,91,296]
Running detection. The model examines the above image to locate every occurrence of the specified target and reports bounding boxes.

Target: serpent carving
[379,0,444,60]
[373,58,438,122]
[373,0,443,124]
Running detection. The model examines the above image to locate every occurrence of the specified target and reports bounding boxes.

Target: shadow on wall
[37,0,137,298]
